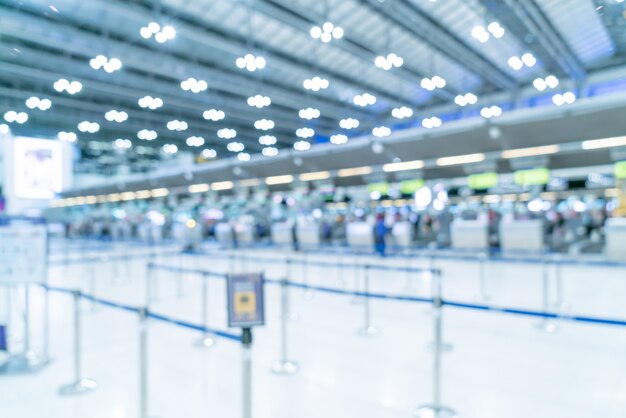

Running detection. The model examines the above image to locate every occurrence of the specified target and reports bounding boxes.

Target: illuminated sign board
[400,179,425,195]
[468,172,498,190]
[367,182,389,195]
[13,137,65,199]
[514,168,550,186]
[227,273,265,328]
[615,161,626,180]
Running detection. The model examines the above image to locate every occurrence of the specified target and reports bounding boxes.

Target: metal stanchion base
[270,360,299,375]
[58,378,98,396]
[195,336,216,348]
[358,326,379,337]
[414,404,458,418]
[536,320,558,334]
[0,353,49,375]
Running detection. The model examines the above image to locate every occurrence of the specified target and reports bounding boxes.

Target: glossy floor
[1,241,626,418]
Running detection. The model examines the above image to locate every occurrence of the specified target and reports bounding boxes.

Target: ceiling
[1,0,626,175]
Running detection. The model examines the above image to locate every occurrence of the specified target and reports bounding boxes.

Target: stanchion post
[24,284,31,356]
[138,307,151,418]
[89,262,98,313]
[59,290,98,396]
[358,265,377,336]
[196,272,215,348]
[229,253,235,275]
[271,278,298,374]
[415,271,456,418]
[553,254,564,309]
[537,258,557,333]
[302,251,313,299]
[477,251,490,301]
[285,258,298,321]
[176,252,184,298]
[242,328,253,418]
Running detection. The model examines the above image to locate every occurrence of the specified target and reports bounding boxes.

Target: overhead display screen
[13,137,65,200]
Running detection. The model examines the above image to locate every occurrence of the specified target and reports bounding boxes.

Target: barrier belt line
[49,250,181,266]
[43,285,140,314]
[148,263,226,279]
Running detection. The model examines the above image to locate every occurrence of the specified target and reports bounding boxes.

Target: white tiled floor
[2,242,626,418]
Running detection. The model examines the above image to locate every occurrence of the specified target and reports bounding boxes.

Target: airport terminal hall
[3,0,626,417]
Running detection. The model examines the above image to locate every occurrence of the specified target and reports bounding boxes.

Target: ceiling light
[372,126,391,137]
[454,93,478,106]
[167,120,188,131]
[552,91,576,106]
[293,140,311,151]
[501,145,560,159]
[391,106,413,119]
[237,152,250,162]
[421,117,442,129]
[203,109,225,121]
[582,136,626,150]
[113,138,132,150]
[77,121,99,133]
[180,77,208,93]
[140,22,176,43]
[25,97,51,111]
[266,175,293,185]
[420,76,446,91]
[534,75,559,91]
[330,134,348,144]
[211,181,234,191]
[262,147,279,157]
[436,153,485,166]
[254,119,274,130]
[259,135,277,145]
[247,95,271,108]
[58,131,77,143]
[353,93,376,107]
[151,188,169,198]
[298,107,321,120]
[382,160,425,172]
[521,53,536,67]
[218,128,237,139]
[137,129,157,140]
[339,118,359,129]
[201,148,217,159]
[138,96,163,109]
[310,22,343,42]
[188,183,210,193]
[337,166,373,177]
[227,142,244,152]
[375,53,404,70]
[296,128,314,138]
[186,136,205,147]
[303,76,329,91]
[487,21,505,38]
[299,171,330,181]
[480,105,502,119]
[471,25,490,43]
[105,110,128,123]
[0,124,9,134]
[53,79,82,94]
[236,53,266,72]
[90,55,122,72]
[162,144,178,154]
[507,56,523,71]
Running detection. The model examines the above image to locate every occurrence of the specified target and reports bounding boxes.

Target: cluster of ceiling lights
[201,149,217,159]
[113,138,132,150]
[254,119,274,131]
[89,55,122,73]
[0,124,9,134]
[105,110,128,123]
[391,106,413,119]
[422,117,442,129]
[25,97,52,111]
[236,54,266,72]
[186,136,205,147]
[247,95,271,108]
[533,75,559,91]
[454,93,478,107]
[507,53,536,70]
[299,107,321,120]
[310,22,344,43]
[353,93,376,107]
[180,78,208,93]
[218,128,237,139]
[374,53,404,70]
[262,147,279,157]
[58,131,77,143]
[372,126,391,137]
[480,105,503,119]
[303,77,329,91]
[167,120,188,131]
[227,142,244,152]
[203,109,225,121]
[54,79,82,94]
[296,127,315,138]
[138,129,157,140]
[238,152,251,162]
[259,135,277,145]
[330,134,348,144]
[138,96,163,109]
[78,121,100,133]
[420,76,446,91]
[552,92,576,106]
[140,22,176,43]
[294,140,311,151]
[162,143,178,154]
[472,22,505,43]
[339,118,359,129]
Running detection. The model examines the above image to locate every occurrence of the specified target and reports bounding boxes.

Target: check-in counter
[234,223,255,247]
[346,222,374,251]
[605,218,626,261]
[450,219,489,250]
[215,222,235,247]
[500,219,544,252]
[296,223,321,250]
[391,221,413,248]
[271,222,294,247]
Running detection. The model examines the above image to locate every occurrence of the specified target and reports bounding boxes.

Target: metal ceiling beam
[499,0,587,80]
[359,0,518,92]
